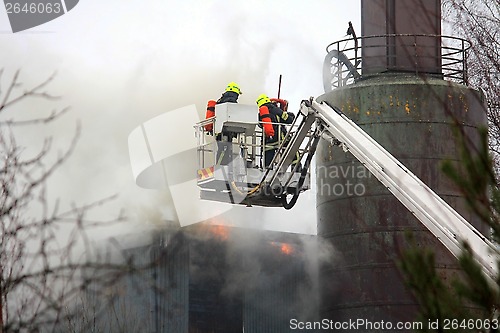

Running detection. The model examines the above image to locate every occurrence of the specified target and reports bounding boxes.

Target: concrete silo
[317,0,488,326]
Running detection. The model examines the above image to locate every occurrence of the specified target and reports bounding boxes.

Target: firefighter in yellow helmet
[205,82,242,131]
[205,82,243,165]
[219,81,242,102]
[256,93,295,168]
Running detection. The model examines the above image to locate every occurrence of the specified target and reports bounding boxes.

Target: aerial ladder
[195,98,499,283]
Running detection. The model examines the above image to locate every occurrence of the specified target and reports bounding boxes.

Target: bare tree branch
[0,70,161,332]
[0,70,59,113]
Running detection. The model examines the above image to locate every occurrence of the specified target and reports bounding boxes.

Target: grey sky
[0,0,361,235]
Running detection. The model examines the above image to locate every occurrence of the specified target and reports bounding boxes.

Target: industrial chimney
[317,0,487,328]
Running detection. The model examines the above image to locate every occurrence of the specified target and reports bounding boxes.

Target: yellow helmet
[256,94,270,107]
[226,82,242,95]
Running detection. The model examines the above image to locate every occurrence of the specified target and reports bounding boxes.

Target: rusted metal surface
[316,74,487,327]
[362,0,441,75]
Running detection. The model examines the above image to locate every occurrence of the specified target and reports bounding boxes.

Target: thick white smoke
[0,0,361,237]
[0,3,362,328]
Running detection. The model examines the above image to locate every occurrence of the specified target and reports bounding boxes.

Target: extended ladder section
[195,100,498,282]
[306,99,498,283]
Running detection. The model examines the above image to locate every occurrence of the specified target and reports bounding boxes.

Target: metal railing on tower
[323,34,471,92]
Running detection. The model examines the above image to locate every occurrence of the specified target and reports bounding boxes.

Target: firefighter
[205,81,242,132]
[217,81,241,104]
[205,82,242,165]
[256,93,296,168]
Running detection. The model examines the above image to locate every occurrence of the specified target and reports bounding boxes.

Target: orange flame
[208,224,229,241]
[280,243,294,255]
[271,241,294,255]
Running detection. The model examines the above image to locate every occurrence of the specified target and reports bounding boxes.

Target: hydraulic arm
[296,99,498,283]
[195,98,497,281]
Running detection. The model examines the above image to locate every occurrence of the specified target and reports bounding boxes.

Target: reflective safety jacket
[266,102,294,135]
[259,101,295,141]
[217,91,239,104]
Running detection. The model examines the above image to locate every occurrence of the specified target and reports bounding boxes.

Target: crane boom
[304,99,498,282]
[194,98,497,281]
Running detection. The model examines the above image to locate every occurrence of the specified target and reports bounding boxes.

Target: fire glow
[271,242,294,255]
[208,224,230,241]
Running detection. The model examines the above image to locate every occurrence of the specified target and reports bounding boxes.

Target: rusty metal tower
[317,0,487,327]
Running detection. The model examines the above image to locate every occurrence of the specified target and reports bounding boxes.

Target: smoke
[181,224,338,322]
[0,2,365,329]
[0,0,362,236]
